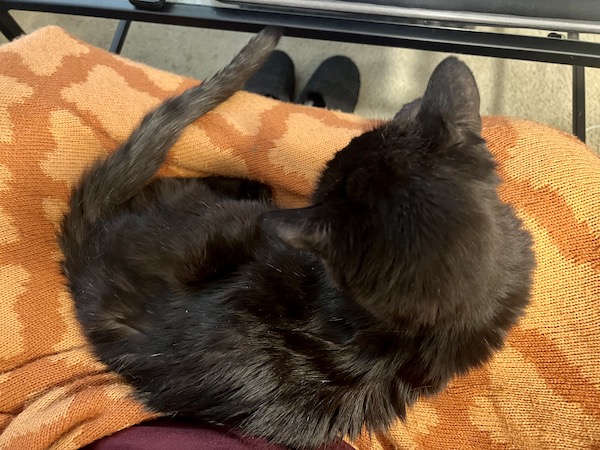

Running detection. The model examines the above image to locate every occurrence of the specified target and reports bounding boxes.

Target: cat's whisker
[409,385,432,392]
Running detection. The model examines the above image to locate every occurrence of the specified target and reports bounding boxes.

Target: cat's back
[65,177,273,333]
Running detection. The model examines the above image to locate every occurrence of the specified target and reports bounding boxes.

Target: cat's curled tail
[61,26,281,234]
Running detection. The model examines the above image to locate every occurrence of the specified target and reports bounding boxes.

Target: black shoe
[298,55,360,113]
[244,50,295,102]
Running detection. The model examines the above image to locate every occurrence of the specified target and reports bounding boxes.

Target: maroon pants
[84,419,354,450]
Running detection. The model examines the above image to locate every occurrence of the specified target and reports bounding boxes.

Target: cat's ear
[417,57,482,138]
[393,98,422,123]
[258,206,330,255]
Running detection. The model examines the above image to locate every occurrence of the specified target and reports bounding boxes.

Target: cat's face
[260,57,500,325]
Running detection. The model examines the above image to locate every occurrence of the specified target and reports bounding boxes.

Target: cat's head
[260,57,501,326]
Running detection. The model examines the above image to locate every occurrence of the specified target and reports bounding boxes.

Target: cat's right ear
[258,206,330,255]
[416,57,482,139]
[393,98,422,123]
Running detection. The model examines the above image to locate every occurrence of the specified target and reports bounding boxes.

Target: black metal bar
[569,31,586,142]
[0,9,25,40]
[6,0,600,67]
[109,19,131,54]
[572,65,586,141]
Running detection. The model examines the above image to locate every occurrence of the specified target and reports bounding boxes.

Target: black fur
[58,35,535,450]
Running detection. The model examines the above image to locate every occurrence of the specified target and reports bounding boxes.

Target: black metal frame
[1,0,597,141]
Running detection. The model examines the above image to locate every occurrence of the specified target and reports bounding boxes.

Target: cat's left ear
[258,206,330,255]
[417,56,482,138]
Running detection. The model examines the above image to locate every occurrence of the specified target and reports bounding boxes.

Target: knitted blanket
[0,26,599,450]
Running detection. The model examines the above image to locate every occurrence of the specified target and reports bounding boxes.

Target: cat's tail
[65,26,281,225]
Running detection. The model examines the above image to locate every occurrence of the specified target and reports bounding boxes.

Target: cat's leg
[201,176,273,202]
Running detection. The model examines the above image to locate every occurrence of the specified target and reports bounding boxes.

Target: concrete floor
[3,9,600,151]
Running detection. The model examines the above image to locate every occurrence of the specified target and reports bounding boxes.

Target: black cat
[59,26,535,450]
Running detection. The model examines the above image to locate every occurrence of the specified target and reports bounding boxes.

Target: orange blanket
[0,26,599,450]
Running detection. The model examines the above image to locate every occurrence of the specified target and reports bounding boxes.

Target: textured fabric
[0,26,599,450]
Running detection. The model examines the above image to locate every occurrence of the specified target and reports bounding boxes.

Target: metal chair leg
[109,20,132,54]
[572,65,586,142]
[0,9,25,40]
[569,32,586,142]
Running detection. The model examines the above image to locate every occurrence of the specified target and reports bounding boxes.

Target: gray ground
[3,9,600,151]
